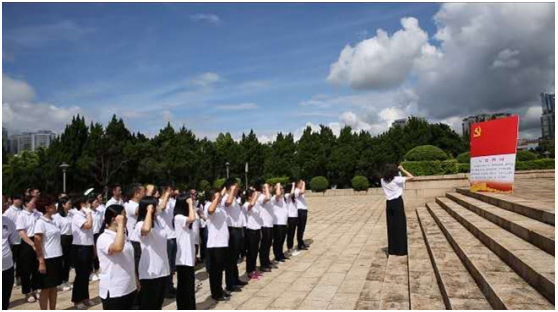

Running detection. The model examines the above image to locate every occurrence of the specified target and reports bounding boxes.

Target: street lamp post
[245,162,249,190]
[59,162,69,193]
[226,162,230,179]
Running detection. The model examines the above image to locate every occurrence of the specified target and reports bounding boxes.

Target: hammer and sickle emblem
[473,126,482,138]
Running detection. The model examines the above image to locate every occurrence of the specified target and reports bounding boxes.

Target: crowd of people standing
[2,178,310,310]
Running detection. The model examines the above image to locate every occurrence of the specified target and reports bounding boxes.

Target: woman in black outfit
[380,164,414,256]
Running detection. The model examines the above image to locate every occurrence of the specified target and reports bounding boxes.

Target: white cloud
[189,72,221,88]
[215,103,258,111]
[491,49,521,69]
[327,17,430,90]
[190,14,221,26]
[162,110,173,123]
[2,73,82,132]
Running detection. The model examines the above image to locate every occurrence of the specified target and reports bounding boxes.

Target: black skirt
[38,256,63,289]
[386,196,408,256]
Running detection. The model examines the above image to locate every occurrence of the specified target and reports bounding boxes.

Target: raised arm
[186,198,196,224]
[81,208,94,230]
[263,184,270,203]
[208,193,221,215]
[248,192,259,211]
[158,188,172,210]
[225,185,237,207]
[300,180,306,194]
[398,165,415,181]
[108,214,126,254]
[140,205,155,236]
[274,183,283,201]
[290,182,295,195]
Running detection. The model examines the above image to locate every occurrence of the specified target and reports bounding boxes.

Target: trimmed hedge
[517,150,538,161]
[213,178,242,190]
[458,163,470,173]
[310,176,329,192]
[456,152,470,164]
[351,176,370,191]
[401,160,459,176]
[266,177,290,186]
[405,145,449,161]
[515,159,555,170]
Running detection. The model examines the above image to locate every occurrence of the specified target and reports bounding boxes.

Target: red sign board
[469,115,519,193]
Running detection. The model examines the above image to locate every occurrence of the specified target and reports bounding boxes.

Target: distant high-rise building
[540,92,555,139]
[7,130,57,154]
[392,118,408,127]
[462,113,512,137]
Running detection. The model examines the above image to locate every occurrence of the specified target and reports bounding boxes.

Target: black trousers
[207,247,227,299]
[297,210,308,248]
[93,233,100,271]
[3,267,14,310]
[11,244,20,279]
[176,266,196,310]
[19,238,39,295]
[101,290,136,310]
[287,217,298,250]
[200,227,208,261]
[240,227,247,258]
[140,276,168,310]
[245,229,261,274]
[226,227,242,289]
[260,227,273,267]
[386,196,408,256]
[132,241,141,277]
[71,245,93,303]
[61,235,73,283]
[273,225,288,260]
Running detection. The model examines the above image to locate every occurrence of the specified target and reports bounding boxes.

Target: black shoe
[260,267,271,272]
[270,263,279,269]
[212,295,230,302]
[298,245,309,250]
[276,258,286,262]
[223,289,232,297]
[226,286,242,292]
[283,256,291,260]
[236,280,248,286]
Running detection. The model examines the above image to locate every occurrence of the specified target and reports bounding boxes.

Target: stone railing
[305,169,555,212]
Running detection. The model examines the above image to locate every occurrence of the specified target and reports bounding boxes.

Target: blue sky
[2,3,553,140]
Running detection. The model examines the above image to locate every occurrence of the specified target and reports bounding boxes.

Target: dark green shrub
[198,180,211,192]
[405,145,449,161]
[213,178,242,190]
[457,163,470,173]
[351,176,370,191]
[310,176,329,192]
[266,177,290,186]
[400,160,458,176]
[456,152,470,164]
[516,150,538,161]
[516,159,554,170]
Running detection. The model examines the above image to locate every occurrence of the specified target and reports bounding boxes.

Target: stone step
[427,201,554,309]
[416,207,492,310]
[456,188,555,226]
[446,192,555,256]
[379,255,410,310]
[437,196,555,304]
[407,212,446,310]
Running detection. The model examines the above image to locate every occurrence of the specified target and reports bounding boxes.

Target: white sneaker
[75,303,87,310]
[291,249,300,256]
[34,291,40,300]
[26,294,36,303]
[59,282,71,291]
[84,300,96,307]
[89,273,99,282]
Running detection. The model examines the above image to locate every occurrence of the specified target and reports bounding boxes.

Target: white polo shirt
[16,209,40,237]
[124,201,139,242]
[159,198,176,240]
[294,189,308,210]
[96,229,136,299]
[105,197,124,208]
[68,207,78,219]
[174,215,195,267]
[286,194,298,218]
[71,210,94,246]
[33,217,63,259]
[381,177,406,201]
[272,196,288,226]
[222,194,243,228]
[135,217,170,280]
[52,213,72,235]
[200,202,209,228]
[92,209,104,235]
[2,216,16,271]
[260,194,274,228]
[206,205,229,248]
[246,201,263,231]
[3,205,22,245]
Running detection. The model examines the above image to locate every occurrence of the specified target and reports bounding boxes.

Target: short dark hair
[35,194,56,214]
[23,195,35,206]
[382,164,399,183]
[11,194,22,201]
[73,197,88,210]
[57,197,72,217]
[129,183,144,198]
[103,204,125,230]
[254,178,265,192]
[224,178,237,190]
[137,196,159,223]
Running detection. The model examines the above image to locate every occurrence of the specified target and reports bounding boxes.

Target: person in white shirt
[53,197,73,291]
[134,196,169,310]
[97,204,137,310]
[173,193,196,309]
[200,200,210,264]
[156,186,176,298]
[222,178,249,293]
[244,188,262,280]
[70,197,95,309]
[285,183,300,256]
[3,194,23,288]
[90,197,104,282]
[105,185,124,208]
[3,195,17,310]
[257,182,274,271]
[294,180,309,250]
[205,189,230,301]
[33,195,63,310]
[381,164,414,256]
[272,183,289,262]
[16,196,41,303]
[124,183,146,277]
